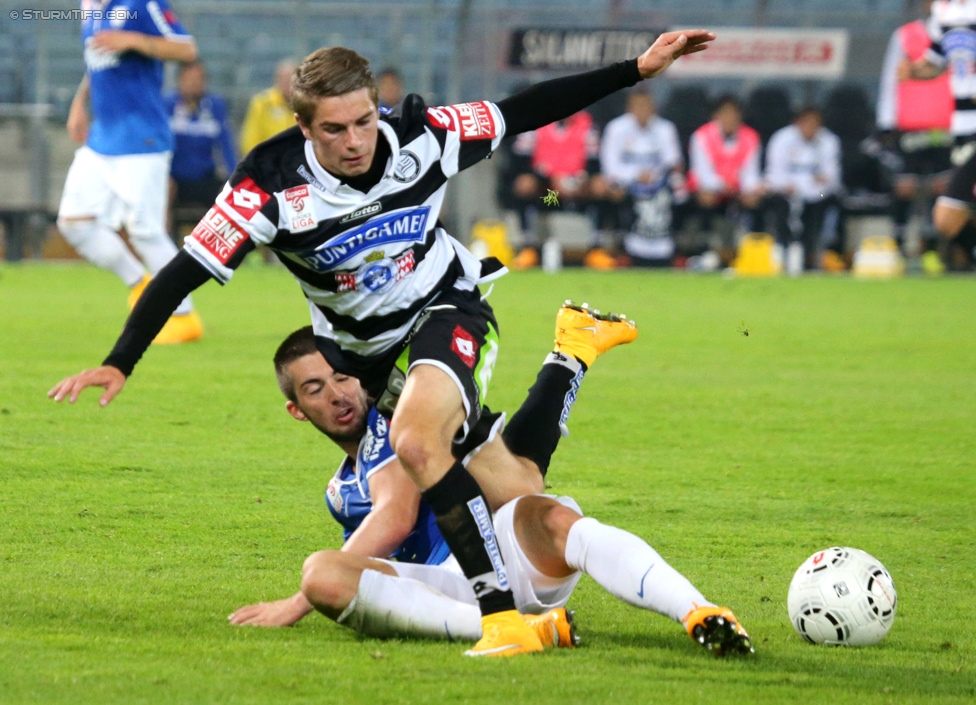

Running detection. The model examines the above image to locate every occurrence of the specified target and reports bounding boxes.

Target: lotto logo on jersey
[224,177,270,221]
[451,325,478,369]
[188,206,249,265]
[425,107,456,131]
[299,206,431,271]
[455,102,497,141]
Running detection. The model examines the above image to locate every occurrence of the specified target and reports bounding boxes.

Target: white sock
[58,218,145,287]
[563,517,714,624]
[127,226,193,315]
[336,569,482,641]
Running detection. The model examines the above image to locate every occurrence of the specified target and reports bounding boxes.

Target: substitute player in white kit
[57,0,203,343]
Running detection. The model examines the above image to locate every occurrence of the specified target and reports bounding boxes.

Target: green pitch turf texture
[1,263,973,704]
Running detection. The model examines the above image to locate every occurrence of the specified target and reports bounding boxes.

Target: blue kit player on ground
[228,311,754,657]
[57,0,203,343]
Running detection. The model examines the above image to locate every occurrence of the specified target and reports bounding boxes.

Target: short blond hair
[291,47,378,126]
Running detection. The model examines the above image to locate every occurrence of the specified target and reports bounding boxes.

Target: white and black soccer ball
[787,546,897,646]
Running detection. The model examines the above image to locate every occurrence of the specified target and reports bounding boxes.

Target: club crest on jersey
[393,150,421,183]
[335,250,417,295]
[299,206,430,271]
[283,185,317,233]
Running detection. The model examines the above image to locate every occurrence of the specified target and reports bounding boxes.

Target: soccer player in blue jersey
[57,0,203,343]
[166,61,238,210]
[228,310,754,656]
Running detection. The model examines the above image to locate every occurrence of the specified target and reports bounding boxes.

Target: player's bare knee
[300,550,347,608]
[933,204,967,237]
[389,423,451,482]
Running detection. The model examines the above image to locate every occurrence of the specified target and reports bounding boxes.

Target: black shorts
[402,288,500,441]
[897,141,952,178]
[945,141,976,206]
[318,287,501,445]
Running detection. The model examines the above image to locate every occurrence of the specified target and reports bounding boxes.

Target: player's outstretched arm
[497,30,714,137]
[636,30,714,79]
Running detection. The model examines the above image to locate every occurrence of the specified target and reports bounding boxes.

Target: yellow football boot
[153,310,204,345]
[682,605,755,656]
[523,608,578,648]
[127,273,152,310]
[553,301,638,368]
[463,609,544,657]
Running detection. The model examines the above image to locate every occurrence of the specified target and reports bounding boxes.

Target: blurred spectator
[509,111,619,270]
[239,59,296,155]
[377,67,404,111]
[763,107,843,271]
[877,0,953,270]
[600,90,685,265]
[687,95,763,257]
[165,61,237,218]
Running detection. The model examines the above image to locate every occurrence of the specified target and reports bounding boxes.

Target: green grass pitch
[1,262,974,703]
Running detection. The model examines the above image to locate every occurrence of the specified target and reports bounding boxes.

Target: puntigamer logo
[300,206,430,271]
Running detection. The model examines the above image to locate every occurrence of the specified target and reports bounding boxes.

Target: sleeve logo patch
[425,107,456,131]
[450,325,479,369]
[455,101,497,141]
[225,177,270,221]
[188,206,250,265]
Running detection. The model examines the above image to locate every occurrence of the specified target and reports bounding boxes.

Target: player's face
[797,114,822,141]
[628,95,655,126]
[300,88,379,178]
[715,104,742,135]
[179,65,206,102]
[286,353,369,445]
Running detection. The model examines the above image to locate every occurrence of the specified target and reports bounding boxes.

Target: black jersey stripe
[312,257,463,341]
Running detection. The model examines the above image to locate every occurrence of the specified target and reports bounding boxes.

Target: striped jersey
[325,407,450,565]
[182,95,506,365]
[926,0,976,136]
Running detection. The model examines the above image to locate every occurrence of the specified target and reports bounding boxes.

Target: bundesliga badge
[283,185,317,233]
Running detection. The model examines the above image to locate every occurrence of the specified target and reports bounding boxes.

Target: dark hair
[378,67,402,82]
[291,47,378,126]
[178,59,205,76]
[273,326,320,402]
[794,105,822,122]
[713,94,742,115]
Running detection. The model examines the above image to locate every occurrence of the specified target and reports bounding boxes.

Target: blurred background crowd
[0,0,968,275]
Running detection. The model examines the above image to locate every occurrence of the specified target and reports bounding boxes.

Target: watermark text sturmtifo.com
[9,9,137,21]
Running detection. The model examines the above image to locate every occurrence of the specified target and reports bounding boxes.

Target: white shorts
[58,146,171,233]
[387,495,583,615]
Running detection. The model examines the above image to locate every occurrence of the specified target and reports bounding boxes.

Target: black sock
[502,353,585,478]
[955,221,976,263]
[421,461,515,616]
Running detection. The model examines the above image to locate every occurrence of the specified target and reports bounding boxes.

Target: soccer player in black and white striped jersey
[904,0,976,266]
[50,29,715,656]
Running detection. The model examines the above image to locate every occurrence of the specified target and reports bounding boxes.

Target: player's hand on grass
[637,30,715,79]
[228,593,314,627]
[48,365,126,407]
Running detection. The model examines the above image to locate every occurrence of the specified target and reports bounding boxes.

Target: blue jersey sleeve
[140,0,193,41]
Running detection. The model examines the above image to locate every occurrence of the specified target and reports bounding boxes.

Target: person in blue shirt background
[57,0,203,344]
[165,61,237,213]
